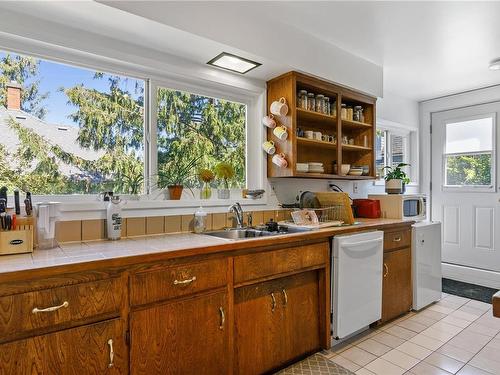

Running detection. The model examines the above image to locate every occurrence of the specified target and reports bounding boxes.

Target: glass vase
[217,188,230,199]
[200,182,212,199]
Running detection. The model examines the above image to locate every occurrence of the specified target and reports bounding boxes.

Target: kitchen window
[155,86,247,190]
[443,116,495,189]
[375,127,413,181]
[0,50,146,195]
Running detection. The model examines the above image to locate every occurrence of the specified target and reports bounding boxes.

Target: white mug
[272,153,288,168]
[273,125,288,141]
[304,130,314,139]
[262,140,276,154]
[270,97,289,116]
[262,114,276,128]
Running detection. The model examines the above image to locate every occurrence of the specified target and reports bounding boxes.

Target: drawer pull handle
[282,289,288,307]
[173,276,197,285]
[383,263,389,278]
[271,292,276,312]
[219,307,225,330]
[107,339,114,368]
[32,301,69,314]
[393,236,402,242]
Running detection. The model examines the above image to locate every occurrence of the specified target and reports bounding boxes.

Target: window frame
[441,113,496,193]
[375,119,418,186]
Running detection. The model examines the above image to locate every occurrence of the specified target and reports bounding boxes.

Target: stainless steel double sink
[203,226,310,240]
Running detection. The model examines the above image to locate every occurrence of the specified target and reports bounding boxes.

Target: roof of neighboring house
[0,106,104,177]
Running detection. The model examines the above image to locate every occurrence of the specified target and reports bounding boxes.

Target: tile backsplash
[55,209,291,243]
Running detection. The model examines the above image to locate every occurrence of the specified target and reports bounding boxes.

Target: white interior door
[431,102,500,272]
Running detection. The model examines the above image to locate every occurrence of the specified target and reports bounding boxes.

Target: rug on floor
[442,278,498,304]
[274,353,355,375]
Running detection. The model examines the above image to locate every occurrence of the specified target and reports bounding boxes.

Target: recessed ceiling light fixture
[207,52,261,74]
[489,58,500,70]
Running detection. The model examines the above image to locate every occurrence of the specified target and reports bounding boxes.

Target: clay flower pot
[168,185,184,200]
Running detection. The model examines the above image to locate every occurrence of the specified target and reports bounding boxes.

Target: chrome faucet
[228,202,244,229]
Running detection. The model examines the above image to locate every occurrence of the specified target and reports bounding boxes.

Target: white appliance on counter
[413,221,442,310]
[332,231,383,339]
[368,194,427,221]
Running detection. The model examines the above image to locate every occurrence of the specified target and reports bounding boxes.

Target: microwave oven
[367,194,427,221]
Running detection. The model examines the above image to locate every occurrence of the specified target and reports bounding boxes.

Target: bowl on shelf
[348,168,363,176]
[361,165,370,175]
[296,163,309,173]
[333,163,351,175]
[308,162,324,173]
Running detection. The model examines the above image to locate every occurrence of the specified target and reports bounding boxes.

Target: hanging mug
[262,114,276,128]
[262,140,276,155]
[270,97,289,116]
[272,153,288,168]
[273,125,288,141]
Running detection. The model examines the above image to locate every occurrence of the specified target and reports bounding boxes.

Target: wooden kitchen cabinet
[234,271,321,374]
[130,291,230,375]
[381,247,412,322]
[0,318,126,375]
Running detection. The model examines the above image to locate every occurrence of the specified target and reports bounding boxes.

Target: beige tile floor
[320,293,500,375]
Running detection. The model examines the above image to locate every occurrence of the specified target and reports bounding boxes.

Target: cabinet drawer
[0,278,122,342]
[234,241,328,284]
[384,228,411,251]
[130,258,228,306]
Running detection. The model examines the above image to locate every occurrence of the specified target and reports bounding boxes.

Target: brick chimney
[6,81,22,110]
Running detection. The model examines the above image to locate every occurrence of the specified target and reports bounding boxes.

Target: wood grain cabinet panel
[130,291,229,375]
[0,318,126,375]
[0,278,122,342]
[381,247,412,322]
[383,228,411,252]
[234,241,328,284]
[234,271,320,375]
[130,258,228,306]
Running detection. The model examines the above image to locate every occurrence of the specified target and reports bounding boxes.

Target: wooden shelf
[296,108,336,127]
[294,172,374,180]
[297,137,337,149]
[341,119,373,130]
[342,144,372,152]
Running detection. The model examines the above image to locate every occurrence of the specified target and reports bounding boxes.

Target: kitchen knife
[0,186,7,206]
[14,190,20,215]
[25,192,33,216]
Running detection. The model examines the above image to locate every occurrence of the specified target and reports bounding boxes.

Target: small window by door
[443,115,495,191]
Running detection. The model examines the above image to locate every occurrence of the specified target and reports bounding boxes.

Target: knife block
[0,214,34,255]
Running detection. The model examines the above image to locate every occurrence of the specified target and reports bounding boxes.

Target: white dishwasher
[332,231,384,339]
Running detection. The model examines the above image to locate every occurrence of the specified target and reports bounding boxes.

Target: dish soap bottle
[194,206,207,233]
[106,196,122,240]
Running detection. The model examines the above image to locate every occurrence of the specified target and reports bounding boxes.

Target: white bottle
[194,206,207,233]
[106,196,122,240]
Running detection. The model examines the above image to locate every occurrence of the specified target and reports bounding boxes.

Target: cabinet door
[282,271,320,361]
[234,278,284,375]
[0,319,126,375]
[130,291,229,375]
[382,248,412,322]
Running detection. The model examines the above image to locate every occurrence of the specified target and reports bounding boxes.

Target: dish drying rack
[280,205,346,230]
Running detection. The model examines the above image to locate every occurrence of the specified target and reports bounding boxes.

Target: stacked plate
[348,167,363,176]
[308,162,324,173]
[297,163,309,173]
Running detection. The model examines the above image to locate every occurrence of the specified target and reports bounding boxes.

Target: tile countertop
[0,218,412,282]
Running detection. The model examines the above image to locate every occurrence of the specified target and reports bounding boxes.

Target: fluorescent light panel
[207,52,261,74]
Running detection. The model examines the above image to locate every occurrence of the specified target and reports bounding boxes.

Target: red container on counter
[352,199,381,218]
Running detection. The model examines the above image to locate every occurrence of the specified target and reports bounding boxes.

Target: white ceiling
[100,1,500,101]
[1,1,500,101]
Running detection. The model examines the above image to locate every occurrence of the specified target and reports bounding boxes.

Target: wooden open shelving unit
[266,71,376,180]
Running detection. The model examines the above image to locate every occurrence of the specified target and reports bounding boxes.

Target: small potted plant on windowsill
[383,163,410,194]
[214,162,235,199]
[157,156,201,200]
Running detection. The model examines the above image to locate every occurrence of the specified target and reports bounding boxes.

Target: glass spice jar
[315,94,324,113]
[332,101,337,117]
[341,104,347,120]
[347,106,354,121]
[353,105,362,122]
[359,107,365,123]
[324,96,331,115]
[298,90,308,110]
[307,93,315,112]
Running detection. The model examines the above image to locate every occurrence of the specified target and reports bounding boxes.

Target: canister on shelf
[298,90,308,110]
[307,93,315,112]
[324,96,331,115]
[341,104,347,120]
[332,101,337,117]
[353,106,363,122]
[346,106,353,121]
[315,94,324,113]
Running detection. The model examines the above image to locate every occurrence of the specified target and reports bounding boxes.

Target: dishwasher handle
[342,237,383,248]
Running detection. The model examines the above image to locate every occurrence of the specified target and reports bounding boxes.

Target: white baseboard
[442,263,500,289]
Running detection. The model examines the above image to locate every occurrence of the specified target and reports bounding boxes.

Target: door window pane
[445,153,492,186]
[156,87,246,189]
[446,117,493,153]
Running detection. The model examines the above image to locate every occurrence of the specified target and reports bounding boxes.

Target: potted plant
[214,162,235,199]
[157,156,201,200]
[198,168,214,199]
[383,163,410,194]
